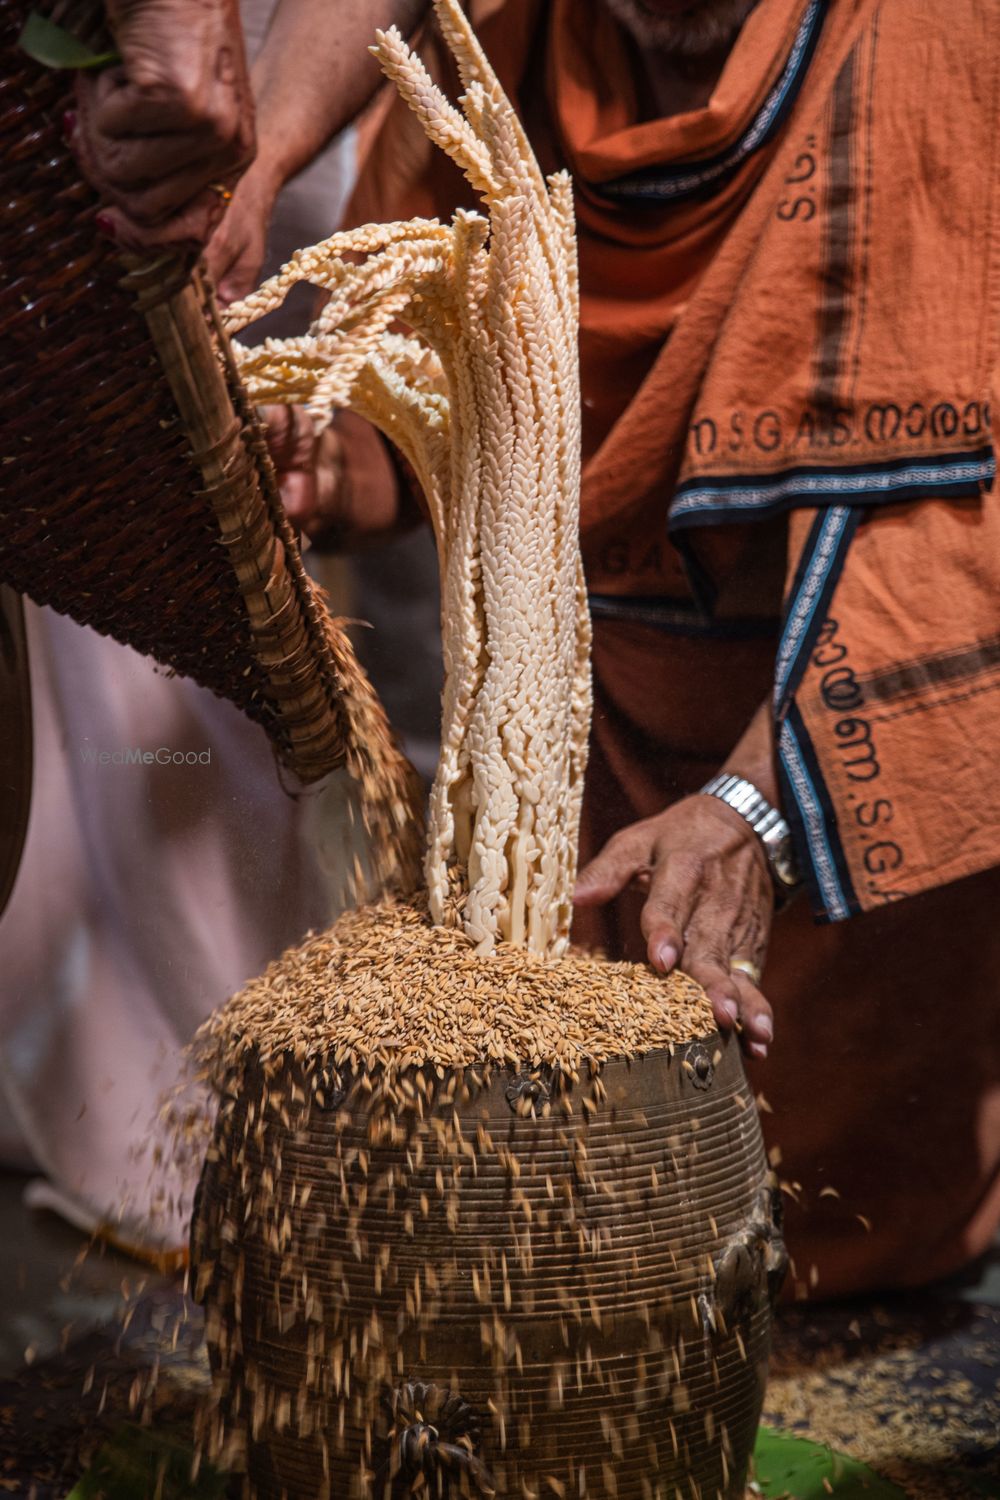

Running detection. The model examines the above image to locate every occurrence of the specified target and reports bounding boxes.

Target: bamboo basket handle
[120,253,350,783]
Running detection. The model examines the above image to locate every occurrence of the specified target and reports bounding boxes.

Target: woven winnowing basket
[0,0,400,795]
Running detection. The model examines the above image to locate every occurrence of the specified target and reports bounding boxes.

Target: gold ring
[730,957,762,986]
[208,182,234,204]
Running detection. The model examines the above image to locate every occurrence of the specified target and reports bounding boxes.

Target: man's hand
[201,0,430,299]
[575,794,775,1058]
[70,0,255,250]
[264,406,403,546]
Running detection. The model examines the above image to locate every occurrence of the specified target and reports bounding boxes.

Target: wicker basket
[195,1038,786,1500]
[0,0,378,788]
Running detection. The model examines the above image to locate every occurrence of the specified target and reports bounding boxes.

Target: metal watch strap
[699,772,801,897]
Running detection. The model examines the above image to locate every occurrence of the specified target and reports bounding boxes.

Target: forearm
[718,696,780,807]
[250,0,429,191]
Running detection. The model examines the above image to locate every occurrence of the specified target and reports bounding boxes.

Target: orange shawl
[352,0,1000,920]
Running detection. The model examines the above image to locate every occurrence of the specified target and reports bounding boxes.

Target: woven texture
[0,0,368,786]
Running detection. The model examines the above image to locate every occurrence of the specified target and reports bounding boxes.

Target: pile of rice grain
[198,897,715,1076]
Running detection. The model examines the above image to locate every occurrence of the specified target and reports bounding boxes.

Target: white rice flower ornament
[224,0,590,958]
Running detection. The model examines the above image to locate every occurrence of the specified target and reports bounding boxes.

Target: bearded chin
[603,0,757,57]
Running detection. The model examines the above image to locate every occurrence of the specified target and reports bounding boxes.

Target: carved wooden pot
[193,1033,785,1500]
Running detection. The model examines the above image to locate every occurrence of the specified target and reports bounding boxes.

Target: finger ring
[208,182,234,204]
[730,957,762,986]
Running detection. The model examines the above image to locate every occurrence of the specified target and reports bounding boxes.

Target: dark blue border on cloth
[669,447,994,527]
[773,504,860,715]
[592,0,827,204]
[778,702,860,921]
[658,446,992,916]
[771,505,861,919]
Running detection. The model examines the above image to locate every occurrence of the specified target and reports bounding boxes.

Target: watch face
[772,846,799,889]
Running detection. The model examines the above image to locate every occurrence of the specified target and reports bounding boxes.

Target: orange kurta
[350,0,1000,1294]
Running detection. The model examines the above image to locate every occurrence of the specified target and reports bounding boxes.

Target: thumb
[217,258,259,308]
[204,218,252,302]
[205,174,274,303]
[209,221,266,305]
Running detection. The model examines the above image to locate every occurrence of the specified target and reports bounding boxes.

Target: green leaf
[752,1427,908,1500]
[17,11,119,69]
[64,1426,228,1500]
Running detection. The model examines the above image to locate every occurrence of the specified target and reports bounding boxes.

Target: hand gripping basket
[0,0,390,793]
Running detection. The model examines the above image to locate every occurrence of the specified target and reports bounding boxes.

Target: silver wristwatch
[699,772,801,899]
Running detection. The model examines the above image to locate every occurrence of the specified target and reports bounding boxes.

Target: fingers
[70,0,255,248]
[731,971,774,1059]
[205,218,267,306]
[574,824,656,909]
[276,470,315,527]
[83,126,217,187]
[683,880,774,1054]
[678,888,745,1028]
[260,408,346,536]
[302,427,349,539]
[87,69,245,142]
[91,188,229,252]
[72,81,249,235]
[639,852,701,975]
[96,162,240,229]
[685,951,774,1057]
[262,405,318,473]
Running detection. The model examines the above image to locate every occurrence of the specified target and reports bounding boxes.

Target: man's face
[602,0,757,56]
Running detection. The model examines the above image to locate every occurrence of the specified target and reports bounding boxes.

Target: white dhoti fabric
[0,606,332,1248]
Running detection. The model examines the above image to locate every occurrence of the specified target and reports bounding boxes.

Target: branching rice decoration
[223,0,590,958]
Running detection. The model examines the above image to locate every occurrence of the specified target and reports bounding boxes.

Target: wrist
[718,756,781,813]
[238,146,285,203]
[699,773,800,902]
[719,699,780,809]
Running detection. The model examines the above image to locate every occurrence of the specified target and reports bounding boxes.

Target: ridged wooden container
[193,1032,785,1500]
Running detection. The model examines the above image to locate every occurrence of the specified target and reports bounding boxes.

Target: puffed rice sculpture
[224,0,589,958]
